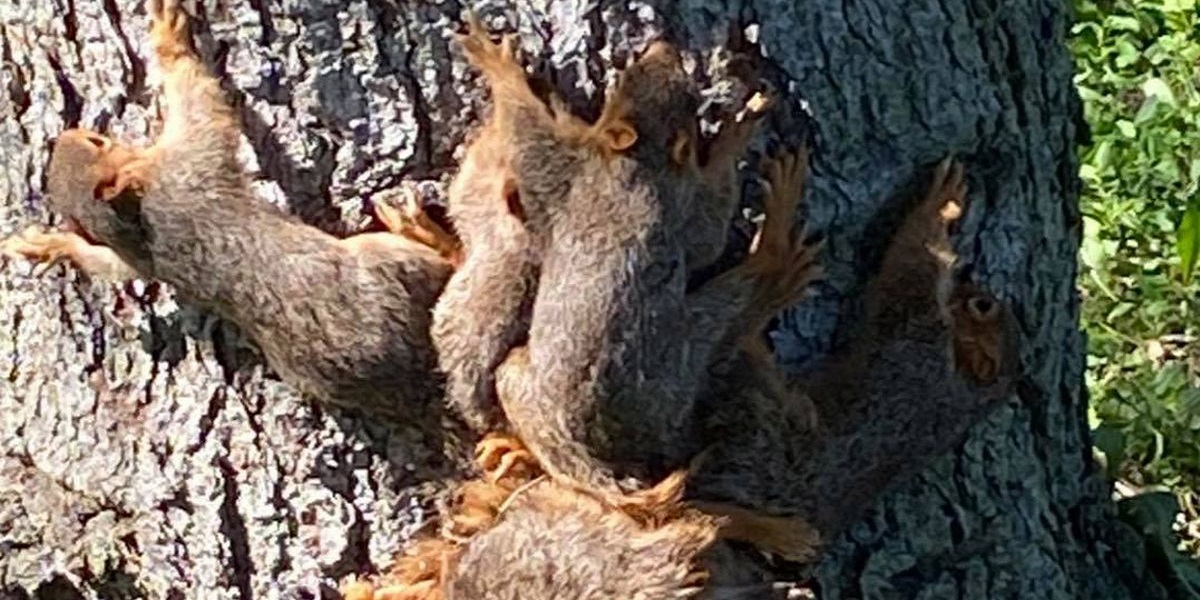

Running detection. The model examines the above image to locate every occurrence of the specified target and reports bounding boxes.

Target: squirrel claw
[340,575,440,600]
[97,158,151,202]
[147,0,191,63]
[741,91,774,121]
[339,576,378,600]
[925,156,967,224]
[374,191,462,264]
[0,228,69,265]
[457,11,522,76]
[475,433,536,482]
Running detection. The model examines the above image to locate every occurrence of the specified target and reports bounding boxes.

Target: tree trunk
[0,0,1147,598]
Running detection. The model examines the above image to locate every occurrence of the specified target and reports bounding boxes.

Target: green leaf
[1106,15,1142,32]
[1119,490,1180,540]
[1081,216,1108,270]
[1142,77,1178,108]
[1070,0,1200,539]
[1176,203,1200,284]
[1108,302,1136,321]
[1094,139,1114,170]
[1077,85,1103,103]
[1181,388,1200,430]
[1134,95,1161,124]
[1116,40,1141,67]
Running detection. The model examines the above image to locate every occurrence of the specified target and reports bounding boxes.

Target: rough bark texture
[0,1,1143,599]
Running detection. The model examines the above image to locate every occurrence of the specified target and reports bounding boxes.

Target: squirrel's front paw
[456,11,522,76]
[475,432,538,483]
[147,0,192,64]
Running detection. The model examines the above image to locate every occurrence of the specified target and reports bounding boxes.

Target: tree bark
[0,0,1146,599]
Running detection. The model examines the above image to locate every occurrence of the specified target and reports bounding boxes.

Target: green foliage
[1071,0,1200,554]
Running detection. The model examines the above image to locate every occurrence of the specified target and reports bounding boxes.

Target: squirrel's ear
[602,120,638,152]
[503,177,524,221]
[93,163,146,203]
[93,178,120,202]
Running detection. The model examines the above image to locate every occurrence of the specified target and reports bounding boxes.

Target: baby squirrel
[1,0,459,424]
[433,13,773,444]
[340,147,822,600]
[447,14,793,499]
[690,159,1021,558]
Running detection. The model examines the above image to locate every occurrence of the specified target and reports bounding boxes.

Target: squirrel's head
[46,129,152,256]
[593,39,701,169]
[949,283,1022,388]
[48,129,139,209]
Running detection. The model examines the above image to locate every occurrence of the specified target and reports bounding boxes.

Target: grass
[1071,0,1200,560]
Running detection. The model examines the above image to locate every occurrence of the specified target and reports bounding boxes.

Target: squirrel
[432,13,774,447]
[688,158,1021,559]
[0,0,460,425]
[797,159,1019,433]
[446,12,795,501]
[339,147,823,600]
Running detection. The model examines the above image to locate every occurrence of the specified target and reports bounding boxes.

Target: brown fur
[352,160,1022,600]
[695,159,1021,544]
[430,24,537,433]
[432,15,774,451]
[373,190,464,267]
[1,0,455,424]
[949,282,1018,385]
[345,148,825,600]
[450,12,796,501]
[343,466,719,600]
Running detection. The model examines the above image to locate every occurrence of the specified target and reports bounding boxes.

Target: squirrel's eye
[967,296,997,319]
[81,132,109,151]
